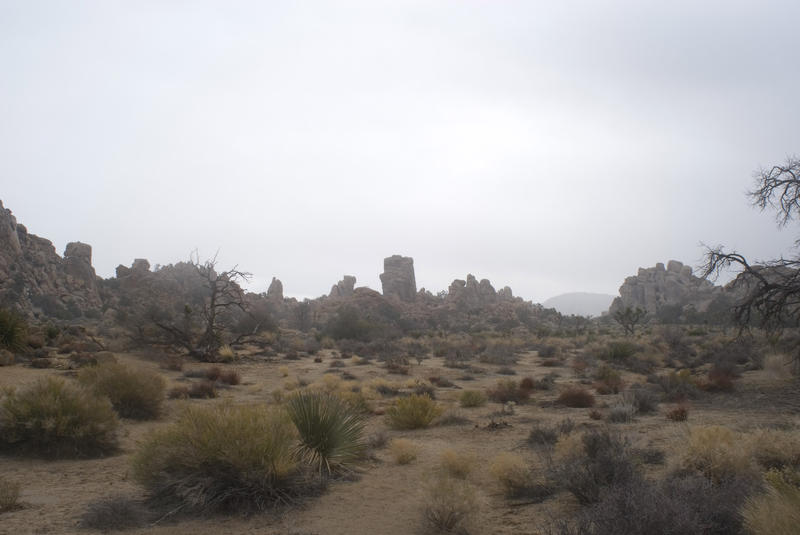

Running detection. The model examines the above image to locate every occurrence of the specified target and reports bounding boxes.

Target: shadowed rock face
[0,199,101,318]
[609,260,720,316]
[330,275,356,298]
[380,255,416,302]
[267,277,284,301]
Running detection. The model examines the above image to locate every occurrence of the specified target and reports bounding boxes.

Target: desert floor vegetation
[0,327,798,534]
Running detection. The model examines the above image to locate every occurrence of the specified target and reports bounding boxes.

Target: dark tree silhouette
[613,307,646,336]
[702,156,800,370]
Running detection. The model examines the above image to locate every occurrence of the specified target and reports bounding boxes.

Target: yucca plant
[286,390,366,476]
[0,308,27,352]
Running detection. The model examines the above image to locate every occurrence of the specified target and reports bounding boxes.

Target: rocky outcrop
[267,277,284,302]
[609,260,720,317]
[380,255,416,302]
[0,200,102,318]
[330,275,356,298]
[447,274,504,308]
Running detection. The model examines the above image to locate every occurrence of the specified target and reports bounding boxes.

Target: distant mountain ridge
[543,292,616,317]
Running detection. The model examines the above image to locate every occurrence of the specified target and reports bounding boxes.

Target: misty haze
[1,2,799,534]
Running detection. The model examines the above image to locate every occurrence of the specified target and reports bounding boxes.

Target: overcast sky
[2,1,800,303]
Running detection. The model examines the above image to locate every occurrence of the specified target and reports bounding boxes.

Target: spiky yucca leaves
[131,403,303,513]
[78,362,166,420]
[0,377,119,458]
[0,308,27,352]
[286,390,366,475]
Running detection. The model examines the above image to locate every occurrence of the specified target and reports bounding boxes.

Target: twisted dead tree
[703,156,800,371]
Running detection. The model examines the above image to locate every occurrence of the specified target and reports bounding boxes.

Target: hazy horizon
[3,1,799,303]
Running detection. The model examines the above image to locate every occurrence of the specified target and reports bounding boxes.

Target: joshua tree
[613,307,646,336]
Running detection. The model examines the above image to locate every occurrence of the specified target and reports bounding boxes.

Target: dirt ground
[1,348,797,535]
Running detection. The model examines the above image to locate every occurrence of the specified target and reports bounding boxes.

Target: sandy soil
[1,348,797,535]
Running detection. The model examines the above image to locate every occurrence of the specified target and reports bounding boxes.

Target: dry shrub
[423,475,477,534]
[217,344,236,362]
[747,429,800,470]
[743,468,800,535]
[489,452,530,497]
[79,496,150,530]
[594,365,624,395]
[218,369,241,385]
[439,449,476,479]
[607,401,636,423]
[132,403,311,513]
[682,425,757,482]
[487,379,530,404]
[0,308,27,353]
[0,377,118,458]
[459,390,487,408]
[386,394,442,430]
[188,380,217,399]
[0,477,21,513]
[168,385,190,400]
[389,438,420,465]
[279,365,290,377]
[764,353,794,380]
[550,429,637,505]
[556,386,595,408]
[666,404,689,421]
[78,362,165,420]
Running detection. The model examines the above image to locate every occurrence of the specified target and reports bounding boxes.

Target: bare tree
[703,156,800,370]
[151,252,252,361]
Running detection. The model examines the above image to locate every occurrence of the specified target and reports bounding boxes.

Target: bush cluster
[78,362,165,420]
[385,394,442,430]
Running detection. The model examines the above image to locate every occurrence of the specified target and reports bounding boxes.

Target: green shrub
[459,390,487,408]
[0,477,21,513]
[78,362,165,420]
[132,403,310,513]
[386,394,442,430]
[599,340,638,362]
[0,377,118,458]
[0,308,27,352]
[286,390,365,475]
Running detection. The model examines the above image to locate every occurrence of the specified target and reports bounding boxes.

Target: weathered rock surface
[0,200,102,318]
[330,275,356,298]
[609,260,720,316]
[380,255,416,301]
[446,274,505,308]
[267,277,284,301]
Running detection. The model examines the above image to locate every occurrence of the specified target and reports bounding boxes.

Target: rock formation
[380,255,416,302]
[0,200,101,318]
[447,274,505,308]
[267,277,284,301]
[330,275,356,298]
[609,260,720,316]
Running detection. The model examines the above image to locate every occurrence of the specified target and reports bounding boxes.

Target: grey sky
[2,1,799,302]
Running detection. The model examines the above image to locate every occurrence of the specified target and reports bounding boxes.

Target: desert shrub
[436,409,471,427]
[439,449,476,479]
[555,473,754,535]
[681,425,757,482]
[479,339,519,365]
[217,344,236,362]
[423,475,477,534]
[598,340,638,362]
[630,446,666,465]
[743,468,800,535]
[0,477,21,513]
[0,377,118,458]
[389,438,420,464]
[488,379,530,404]
[490,452,530,497]
[168,385,190,399]
[459,390,487,408]
[607,402,636,423]
[701,366,737,392]
[623,386,659,414]
[539,344,558,358]
[764,353,795,380]
[386,394,442,430]
[132,403,310,513]
[428,376,455,388]
[188,380,217,399]
[666,404,689,421]
[528,420,574,448]
[412,381,436,399]
[550,429,637,505]
[594,365,624,395]
[218,369,241,385]
[556,386,595,408]
[0,308,27,352]
[532,373,557,391]
[496,366,516,375]
[79,496,151,530]
[78,362,165,420]
[519,376,535,390]
[286,391,365,474]
[652,369,699,401]
[747,429,800,470]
